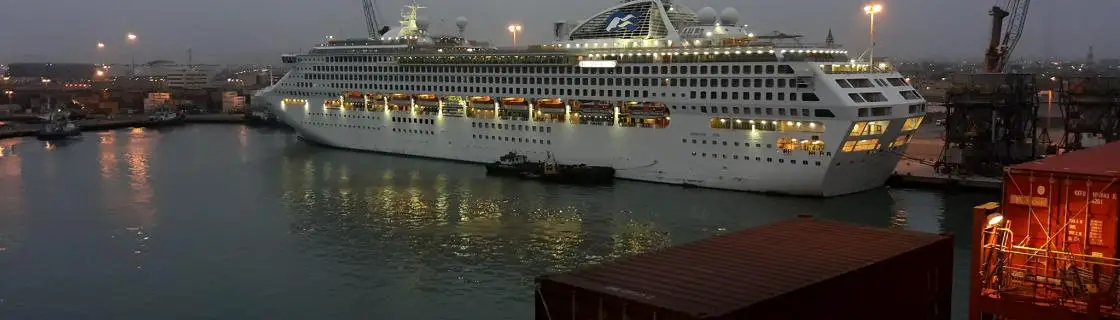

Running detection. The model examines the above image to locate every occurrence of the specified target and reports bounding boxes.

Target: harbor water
[0,125,993,319]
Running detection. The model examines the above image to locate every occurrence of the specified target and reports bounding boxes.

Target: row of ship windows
[304,62,796,77]
[471,122,553,133]
[296,73,808,90]
[836,78,909,88]
[277,86,819,105]
[691,152,825,166]
[393,128,434,135]
[472,135,552,145]
[682,138,832,155]
[684,105,835,118]
[309,112,380,120]
[303,121,382,131]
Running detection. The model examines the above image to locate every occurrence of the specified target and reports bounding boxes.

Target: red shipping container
[535,217,953,320]
[1002,142,1120,259]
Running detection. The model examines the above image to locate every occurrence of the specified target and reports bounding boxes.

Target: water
[0,125,995,319]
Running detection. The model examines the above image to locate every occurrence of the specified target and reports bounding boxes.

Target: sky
[0,0,1115,64]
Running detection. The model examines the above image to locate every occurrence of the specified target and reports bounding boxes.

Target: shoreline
[0,114,249,140]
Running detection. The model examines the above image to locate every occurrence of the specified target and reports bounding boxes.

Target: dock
[887,120,1002,192]
[0,114,249,140]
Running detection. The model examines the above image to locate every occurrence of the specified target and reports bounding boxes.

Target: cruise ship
[260,0,927,197]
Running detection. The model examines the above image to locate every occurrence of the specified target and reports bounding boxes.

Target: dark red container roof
[538,218,949,318]
[1012,141,1120,178]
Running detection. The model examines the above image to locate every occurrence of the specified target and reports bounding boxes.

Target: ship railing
[979,231,1120,316]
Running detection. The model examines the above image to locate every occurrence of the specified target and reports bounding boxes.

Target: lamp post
[4,90,12,104]
[507,24,522,47]
[863,4,882,70]
[126,33,137,77]
[97,42,105,66]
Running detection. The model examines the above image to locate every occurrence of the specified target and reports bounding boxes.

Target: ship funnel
[553,21,569,41]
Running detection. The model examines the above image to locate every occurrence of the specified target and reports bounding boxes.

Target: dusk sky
[0,0,1114,64]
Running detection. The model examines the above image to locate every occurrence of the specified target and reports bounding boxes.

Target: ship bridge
[566,0,698,43]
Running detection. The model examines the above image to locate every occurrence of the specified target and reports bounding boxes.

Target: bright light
[126,33,137,41]
[507,24,522,33]
[578,60,618,68]
[41,78,51,84]
[96,70,105,77]
[863,4,882,14]
[3,90,12,95]
[97,42,105,49]
[986,213,1004,227]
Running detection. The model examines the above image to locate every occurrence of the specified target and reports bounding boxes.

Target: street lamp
[4,90,12,104]
[126,33,138,77]
[96,42,105,66]
[863,4,882,70]
[507,24,522,47]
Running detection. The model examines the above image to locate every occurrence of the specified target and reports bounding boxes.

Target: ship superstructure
[261,0,928,196]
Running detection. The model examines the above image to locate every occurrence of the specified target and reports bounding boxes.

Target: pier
[0,114,247,139]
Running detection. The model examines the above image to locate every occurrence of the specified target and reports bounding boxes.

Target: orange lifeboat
[626,101,669,118]
[500,97,528,110]
[535,98,565,113]
[389,93,411,102]
[575,100,613,115]
[414,94,439,107]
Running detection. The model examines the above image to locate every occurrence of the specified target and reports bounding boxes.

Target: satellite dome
[416,15,430,30]
[719,7,740,26]
[697,7,717,26]
[455,16,468,29]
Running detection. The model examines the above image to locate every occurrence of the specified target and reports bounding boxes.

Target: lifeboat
[414,94,440,107]
[626,101,669,118]
[389,93,411,102]
[574,100,613,115]
[535,98,565,113]
[499,97,529,110]
[343,91,365,109]
[469,96,494,104]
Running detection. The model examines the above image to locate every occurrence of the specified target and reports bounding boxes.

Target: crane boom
[362,0,381,38]
[984,0,1031,73]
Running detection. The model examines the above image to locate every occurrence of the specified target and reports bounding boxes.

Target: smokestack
[553,21,568,42]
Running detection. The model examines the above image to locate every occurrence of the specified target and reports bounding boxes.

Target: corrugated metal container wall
[1002,141,1120,260]
[1003,169,1120,259]
[534,218,954,320]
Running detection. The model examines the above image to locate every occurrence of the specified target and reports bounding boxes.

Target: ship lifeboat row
[326,93,669,118]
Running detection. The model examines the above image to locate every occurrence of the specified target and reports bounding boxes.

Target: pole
[869,13,875,71]
[512,31,518,47]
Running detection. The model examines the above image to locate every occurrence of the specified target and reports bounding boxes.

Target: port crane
[362,0,390,38]
[984,0,1031,73]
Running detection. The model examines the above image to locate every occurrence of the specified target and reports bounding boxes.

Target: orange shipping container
[1002,142,1120,259]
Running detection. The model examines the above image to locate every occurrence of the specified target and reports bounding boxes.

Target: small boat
[485,152,533,177]
[485,152,615,185]
[36,111,81,141]
[243,109,278,126]
[147,106,186,127]
[536,153,616,185]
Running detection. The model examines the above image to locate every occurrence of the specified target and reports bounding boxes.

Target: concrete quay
[0,114,248,140]
[888,122,1002,192]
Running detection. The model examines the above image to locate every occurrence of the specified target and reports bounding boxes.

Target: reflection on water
[0,126,996,319]
[273,144,964,317]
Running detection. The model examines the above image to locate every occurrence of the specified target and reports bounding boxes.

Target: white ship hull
[266,97,908,197]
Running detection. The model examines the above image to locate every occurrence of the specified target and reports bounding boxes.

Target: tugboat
[243,108,278,126]
[485,151,533,177]
[36,110,81,141]
[485,152,615,185]
[146,106,186,127]
[536,153,616,185]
